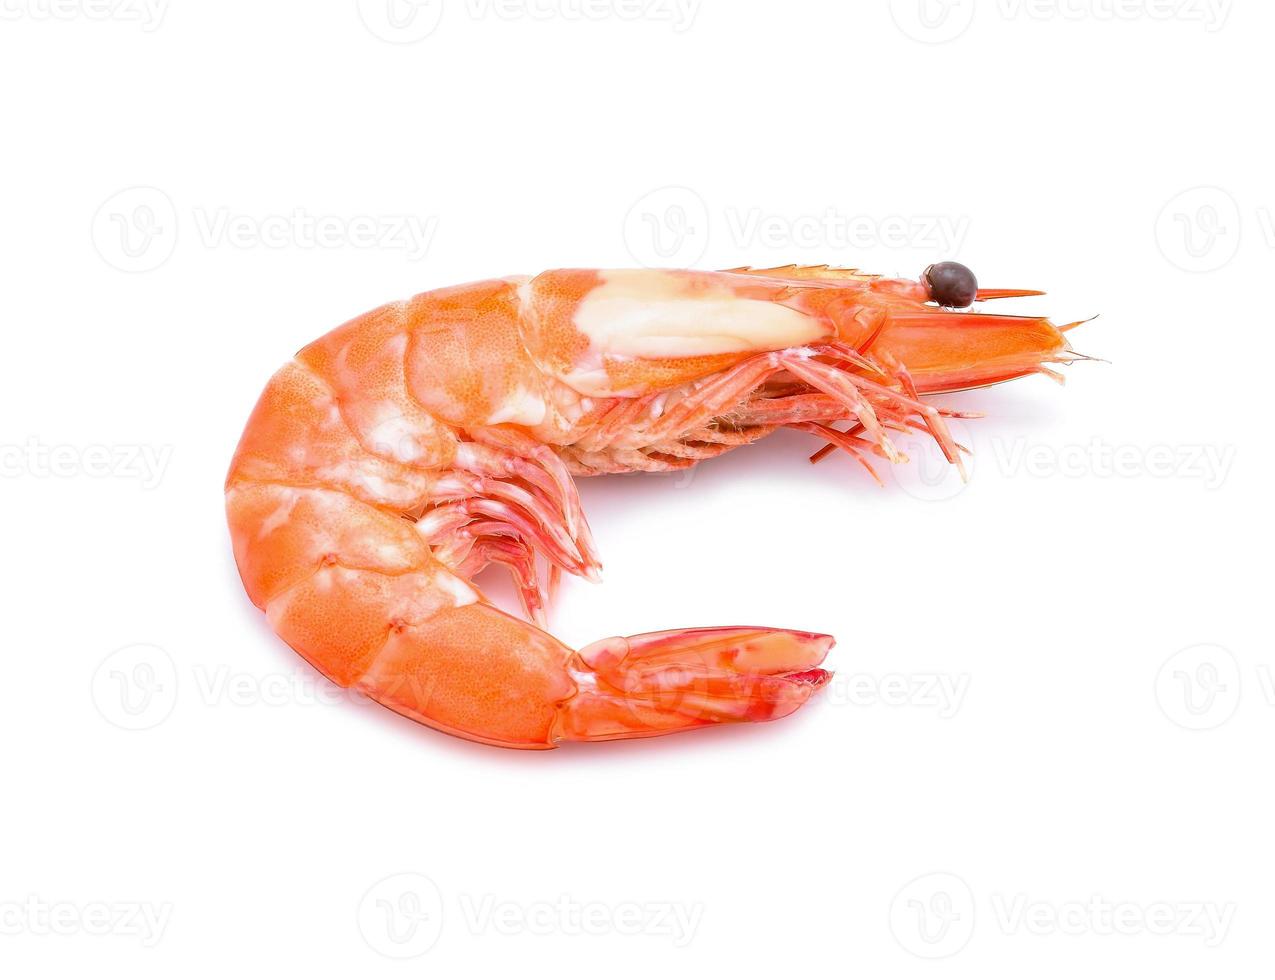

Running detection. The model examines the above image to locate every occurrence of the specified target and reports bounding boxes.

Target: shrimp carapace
[226,265,1076,748]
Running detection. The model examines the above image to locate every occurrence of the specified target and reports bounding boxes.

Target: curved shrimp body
[226,266,1072,748]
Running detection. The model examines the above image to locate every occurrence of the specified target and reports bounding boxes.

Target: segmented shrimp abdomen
[357,603,576,748]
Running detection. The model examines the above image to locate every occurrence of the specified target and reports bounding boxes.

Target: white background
[1,1,1270,976]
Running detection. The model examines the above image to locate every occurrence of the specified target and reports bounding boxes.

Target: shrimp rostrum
[226,263,1077,748]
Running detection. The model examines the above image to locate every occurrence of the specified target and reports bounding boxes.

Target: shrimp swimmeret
[225,263,1079,749]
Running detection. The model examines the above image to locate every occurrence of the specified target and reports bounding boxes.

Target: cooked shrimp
[225,263,1075,749]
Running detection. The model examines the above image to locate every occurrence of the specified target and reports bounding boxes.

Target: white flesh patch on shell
[574,269,824,358]
[437,571,479,607]
[485,385,548,426]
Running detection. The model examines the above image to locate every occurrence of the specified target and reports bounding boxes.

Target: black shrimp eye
[923,261,979,309]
